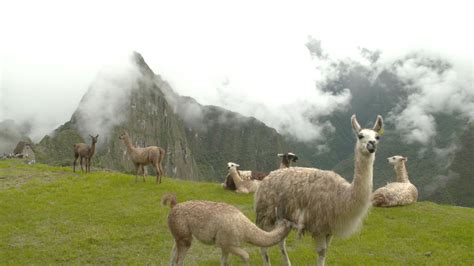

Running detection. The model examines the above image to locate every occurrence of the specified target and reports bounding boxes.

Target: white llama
[372,155,418,207]
[254,114,383,266]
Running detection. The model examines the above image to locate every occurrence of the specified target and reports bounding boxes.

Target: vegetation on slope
[1,160,472,265]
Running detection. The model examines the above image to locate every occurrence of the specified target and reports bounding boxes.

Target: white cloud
[0,0,472,142]
[389,55,474,145]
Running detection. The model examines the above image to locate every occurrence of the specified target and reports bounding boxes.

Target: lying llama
[222,152,298,191]
[255,114,383,266]
[73,134,99,173]
[226,162,261,193]
[372,155,418,207]
[119,132,166,183]
[161,193,293,266]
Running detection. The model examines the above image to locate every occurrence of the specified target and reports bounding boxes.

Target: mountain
[35,52,290,181]
[428,122,474,206]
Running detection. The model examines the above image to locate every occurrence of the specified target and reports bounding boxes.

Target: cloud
[72,55,141,143]
[388,54,474,145]
[1,0,472,146]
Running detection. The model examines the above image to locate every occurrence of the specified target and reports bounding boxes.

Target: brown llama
[73,134,99,173]
[119,132,166,183]
[161,193,294,265]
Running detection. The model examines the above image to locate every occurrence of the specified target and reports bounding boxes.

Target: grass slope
[1,160,473,265]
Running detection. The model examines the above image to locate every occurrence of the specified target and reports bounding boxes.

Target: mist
[0,0,472,147]
[72,55,141,143]
[387,54,474,146]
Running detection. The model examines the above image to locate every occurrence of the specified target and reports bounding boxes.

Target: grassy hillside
[1,160,473,265]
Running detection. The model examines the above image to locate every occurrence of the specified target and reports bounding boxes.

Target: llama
[372,155,418,207]
[73,134,99,173]
[255,114,383,266]
[161,193,294,266]
[119,132,166,183]
[222,152,298,191]
[277,152,298,169]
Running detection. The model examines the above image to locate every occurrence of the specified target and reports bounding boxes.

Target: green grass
[1,159,473,265]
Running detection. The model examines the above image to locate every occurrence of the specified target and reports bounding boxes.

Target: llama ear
[403,157,408,162]
[351,114,361,133]
[96,134,99,138]
[277,153,284,157]
[373,115,383,133]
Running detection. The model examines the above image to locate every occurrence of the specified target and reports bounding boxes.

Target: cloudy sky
[0,0,472,142]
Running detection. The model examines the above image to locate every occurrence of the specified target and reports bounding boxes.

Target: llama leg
[133,163,139,183]
[325,234,333,249]
[279,239,292,266]
[260,247,271,266]
[154,163,161,184]
[141,165,146,182]
[159,162,164,177]
[175,240,191,266]
[315,234,329,266]
[170,243,177,266]
[80,157,84,172]
[73,155,78,172]
[220,249,229,266]
[227,246,250,266]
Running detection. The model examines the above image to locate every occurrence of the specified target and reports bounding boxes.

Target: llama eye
[358,134,364,139]
[375,136,380,140]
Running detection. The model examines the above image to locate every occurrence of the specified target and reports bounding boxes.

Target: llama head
[118,132,129,140]
[90,134,99,144]
[227,162,240,170]
[387,155,407,165]
[287,152,298,162]
[278,152,298,163]
[351,114,383,155]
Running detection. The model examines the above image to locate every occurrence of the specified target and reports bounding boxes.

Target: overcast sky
[0,0,472,141]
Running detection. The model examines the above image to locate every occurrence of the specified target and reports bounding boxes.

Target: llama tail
[159,147,166,162]
[161,193,177,208]
[372,193,387,207]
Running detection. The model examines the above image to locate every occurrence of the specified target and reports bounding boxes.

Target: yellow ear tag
[378,128,385,136]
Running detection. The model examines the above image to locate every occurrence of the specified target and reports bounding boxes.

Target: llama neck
[352,148,374,203]
[245,221,290,247]
[279,160,289,169]
[229,168,243,185]
[123,135,135,153]
[394,162,409,182]
[90,142,96,157]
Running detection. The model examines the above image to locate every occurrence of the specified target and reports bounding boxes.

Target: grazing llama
[161,193,293,266]
[372,155,418,207]
[119,132,165,183]
[255,114,383,266]
[73,134,99,173]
